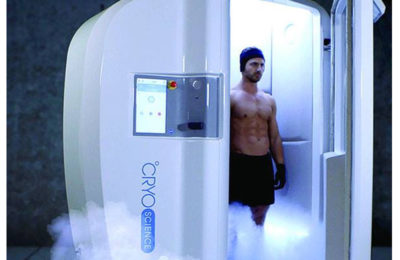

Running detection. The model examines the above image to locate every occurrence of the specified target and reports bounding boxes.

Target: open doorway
[229,0,330,259]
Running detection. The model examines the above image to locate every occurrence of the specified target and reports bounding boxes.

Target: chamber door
[326,0,386,260]
[324,1,350,259]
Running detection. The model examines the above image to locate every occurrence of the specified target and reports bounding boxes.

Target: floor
[7,246,392,260]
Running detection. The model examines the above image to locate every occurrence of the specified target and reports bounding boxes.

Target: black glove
[274,163,286,190]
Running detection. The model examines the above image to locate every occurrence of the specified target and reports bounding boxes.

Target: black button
[188,122,204,130]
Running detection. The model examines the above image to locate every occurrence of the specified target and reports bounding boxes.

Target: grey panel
[324,153,346,260]
[133,74,221,138]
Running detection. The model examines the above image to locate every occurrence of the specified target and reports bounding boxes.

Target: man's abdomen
[231,116,270,155]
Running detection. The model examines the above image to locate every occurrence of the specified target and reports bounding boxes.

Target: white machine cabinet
[64,0,230,259]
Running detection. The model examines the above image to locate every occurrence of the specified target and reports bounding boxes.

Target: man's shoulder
[257,90,275,101]
[230,86,245,107]
[230,86,243,98]
[257,91,277,110]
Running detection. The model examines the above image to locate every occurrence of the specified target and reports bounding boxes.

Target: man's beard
[245,72,262,83]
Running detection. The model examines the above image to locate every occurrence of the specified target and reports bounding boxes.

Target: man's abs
[231,117,270,156]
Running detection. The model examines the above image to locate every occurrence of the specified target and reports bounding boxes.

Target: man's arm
[268,98,286,189]
[268,98,284,164]
[230,90,238,152]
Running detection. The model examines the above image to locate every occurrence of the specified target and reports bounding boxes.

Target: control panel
[133,74,221,138]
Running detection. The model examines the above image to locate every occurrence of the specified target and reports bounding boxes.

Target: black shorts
[229,152,275,206]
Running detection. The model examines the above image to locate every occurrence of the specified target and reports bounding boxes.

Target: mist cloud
[49,201,322,259]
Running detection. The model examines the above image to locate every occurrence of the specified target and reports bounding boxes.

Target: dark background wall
[7,0,392,247]
[371,0,392,246]
[7,0,117,246]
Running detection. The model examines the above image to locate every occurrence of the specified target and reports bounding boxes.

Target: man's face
[242,57,265,83]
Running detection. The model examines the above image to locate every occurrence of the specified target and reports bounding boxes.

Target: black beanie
[240,47,265,72]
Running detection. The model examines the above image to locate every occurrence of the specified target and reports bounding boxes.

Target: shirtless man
[229,47,286,226]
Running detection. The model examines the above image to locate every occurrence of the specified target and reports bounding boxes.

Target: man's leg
[250,205,269,226]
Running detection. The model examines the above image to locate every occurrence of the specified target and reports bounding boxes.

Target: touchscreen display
[135,78,167,133]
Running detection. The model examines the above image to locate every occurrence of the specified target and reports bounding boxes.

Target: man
[229,47,286,226]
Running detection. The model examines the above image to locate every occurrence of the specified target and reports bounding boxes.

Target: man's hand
[274,164,286,190]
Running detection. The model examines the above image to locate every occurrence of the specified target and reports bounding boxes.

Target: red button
[168,80,177,90]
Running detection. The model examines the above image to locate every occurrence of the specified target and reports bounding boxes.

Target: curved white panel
[272,5,314,141]
[64,0,230,259]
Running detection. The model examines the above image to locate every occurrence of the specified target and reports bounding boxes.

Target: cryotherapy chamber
[63,0,385,259]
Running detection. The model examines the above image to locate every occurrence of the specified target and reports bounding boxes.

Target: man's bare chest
[232,94,272,120]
